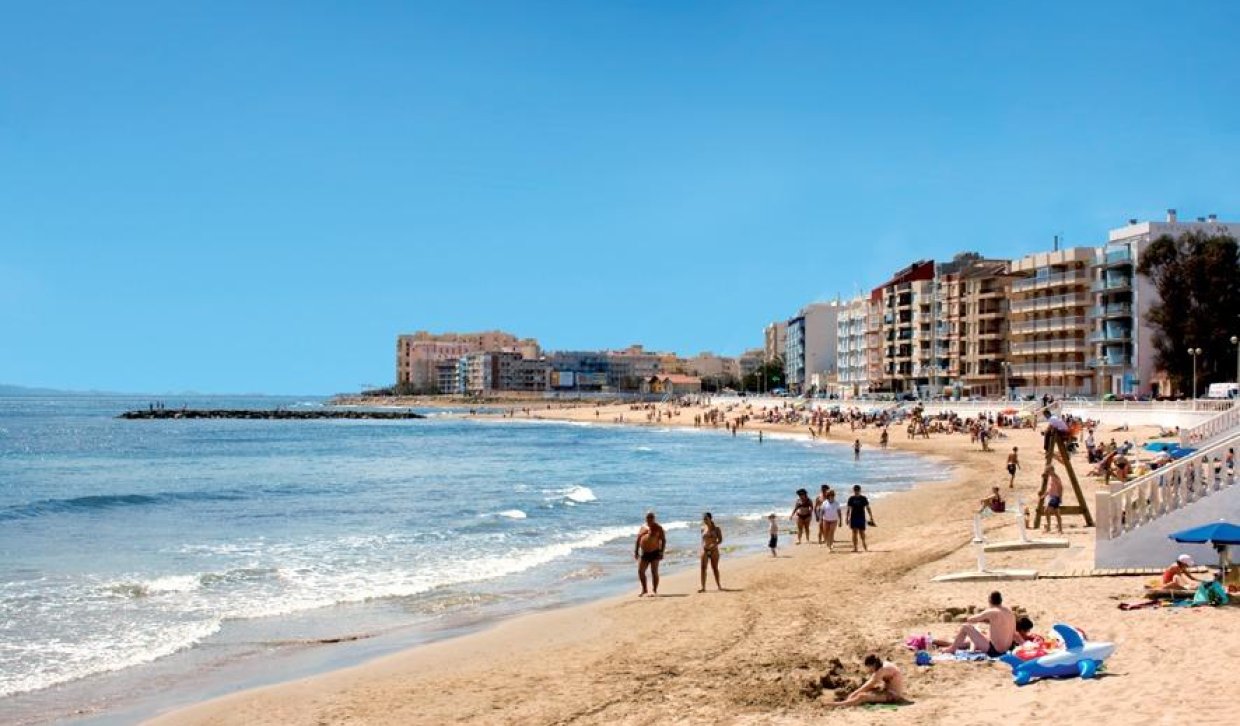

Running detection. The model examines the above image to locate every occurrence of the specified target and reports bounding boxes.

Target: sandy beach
[147,401,1239,725]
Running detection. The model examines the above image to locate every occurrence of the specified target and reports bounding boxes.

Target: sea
[0,396,950,724]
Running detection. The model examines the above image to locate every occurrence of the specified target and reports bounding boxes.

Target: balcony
[1008,315,1088,335]
[1089,329,1132,343]
[1009,293,1091,314]
[1010,269,1091,293]
[1090,356,1132,368]
[1091,303,1132,318]
[1092,276,1132,293]
[1010,339,1089,355]
[1008,362,1092,376]
[1101,247,1132,267]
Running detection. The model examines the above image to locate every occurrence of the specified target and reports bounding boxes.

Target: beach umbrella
[1001,407,1019,415]
[1168,521,1240,574]
[1168,521,1240,545]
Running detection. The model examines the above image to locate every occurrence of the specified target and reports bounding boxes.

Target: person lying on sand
[825,655,904,708]
[949,591,1016,657]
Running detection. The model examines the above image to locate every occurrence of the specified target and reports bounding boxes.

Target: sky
[2,1,1238,394]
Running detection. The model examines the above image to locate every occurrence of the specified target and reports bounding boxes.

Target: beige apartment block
[395,330,539,392]
[763,321,787,365]
[937,259,1010,397]
[1007,248,1095,397]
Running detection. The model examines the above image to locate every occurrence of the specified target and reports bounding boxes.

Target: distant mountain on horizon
[0,383,328,398]
[0,383,128,396]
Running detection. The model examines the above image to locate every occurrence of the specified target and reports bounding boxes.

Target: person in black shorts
[846,484,874,552]
[1006,446,1021,488]
[634,511,666,597]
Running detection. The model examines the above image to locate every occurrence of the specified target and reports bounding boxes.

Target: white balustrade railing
[1096,432,1239,541]
[1179,400,1240,447]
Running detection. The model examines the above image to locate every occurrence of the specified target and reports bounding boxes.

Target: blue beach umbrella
[1169,521,1240,574]
[1168,522,1240,546]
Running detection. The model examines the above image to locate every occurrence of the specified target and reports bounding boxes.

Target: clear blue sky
[3,1,1237,394]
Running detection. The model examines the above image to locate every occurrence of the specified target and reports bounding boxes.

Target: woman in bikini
[790,488,814,544]
[699,512,723,592]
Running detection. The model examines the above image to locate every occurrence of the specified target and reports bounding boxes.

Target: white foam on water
[0,617,222,698]
[564,485,597,503]
[496,509,527,519]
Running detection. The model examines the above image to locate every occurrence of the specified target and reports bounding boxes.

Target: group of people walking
[787,484,875,552]
[634,483,877,597]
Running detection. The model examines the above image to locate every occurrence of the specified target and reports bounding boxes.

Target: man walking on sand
[1042,465,1064,534]
[634,511,666,597]
[1006,447,1021,488]
[846,484,873,552]
[949,591,1017,656]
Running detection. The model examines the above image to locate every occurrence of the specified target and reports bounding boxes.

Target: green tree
[1136,231,1240,395]
[742,358,786,392]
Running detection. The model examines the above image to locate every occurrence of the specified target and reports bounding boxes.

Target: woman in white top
[819,489,841,550]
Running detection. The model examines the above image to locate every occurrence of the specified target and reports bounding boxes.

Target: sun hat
[1177,554,1195,566]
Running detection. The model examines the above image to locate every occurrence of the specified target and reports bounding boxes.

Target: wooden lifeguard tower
[1033,407,1094,529]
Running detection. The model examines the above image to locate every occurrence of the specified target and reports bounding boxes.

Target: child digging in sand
[825,655,905,708]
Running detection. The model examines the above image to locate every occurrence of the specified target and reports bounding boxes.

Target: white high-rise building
[1095,209,1236,396]
[835,296,871,397]
[784,301,841,395]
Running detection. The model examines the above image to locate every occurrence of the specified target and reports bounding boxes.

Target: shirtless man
[634,511,667,597]
[825,654,904,708]
[949,591,1017,656]
[1042,465,1064,534]
[1006,447,1021,488]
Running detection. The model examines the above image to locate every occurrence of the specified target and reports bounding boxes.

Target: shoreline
[145,402,1233,724]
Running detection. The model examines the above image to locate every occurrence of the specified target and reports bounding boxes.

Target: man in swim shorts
[1006,446,1021,488]
[1042,465,1064,534]
[949,590,1016,657]
[634,511,667,597]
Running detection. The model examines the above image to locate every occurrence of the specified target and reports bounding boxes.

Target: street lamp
[1188,347,1203,400]
[1231,336,1239,389]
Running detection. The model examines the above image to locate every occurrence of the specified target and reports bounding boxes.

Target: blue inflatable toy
[998,624,1115,686]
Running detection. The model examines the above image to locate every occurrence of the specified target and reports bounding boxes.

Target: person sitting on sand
[634,511,666,597]
[699,512,723,592]
[949,591,1016,657]
[825,654,905,708]
[1161,554,1202,590]
[1014,616,1044,647]
[979,487,1006,514]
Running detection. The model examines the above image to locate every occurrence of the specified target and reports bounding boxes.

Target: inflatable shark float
[999,623,1115,685]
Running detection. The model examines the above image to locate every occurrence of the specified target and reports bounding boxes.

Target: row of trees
[1137,231,1240,395]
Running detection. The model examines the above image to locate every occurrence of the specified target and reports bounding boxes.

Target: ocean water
[0,396,949,723]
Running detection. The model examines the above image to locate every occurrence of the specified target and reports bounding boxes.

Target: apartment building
[1007,248,1095,397]
[1094,209,1236,396]
[872,261,937,395]
[784,302,841,394]
[684,352,741,383]
[937,258,1010,397]
[395,330,540,392]
[763,321,788,364]
[835,295,871,397]
[458,351,551,395]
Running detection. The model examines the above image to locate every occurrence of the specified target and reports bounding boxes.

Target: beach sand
[147,403,1238,725]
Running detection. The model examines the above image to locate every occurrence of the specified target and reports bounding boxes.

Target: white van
[1206,382,1239,399]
